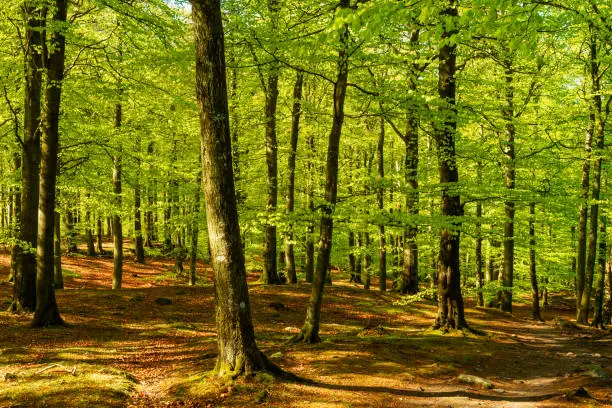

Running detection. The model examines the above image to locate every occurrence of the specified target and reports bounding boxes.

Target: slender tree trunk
[261,17,281,285]
[529,202,542,321]
[377,118,387,292]
[578,32,604,324]
[12,1,44,313]
[284,73,303,284]
[54,211,62,289]
[291,4,349,343]
[9,153,21,283]
[191,0,284,377]
[134,136,145,264]
[112,103,123,290]
[432,0,467,331]
[592,215,607,328]
[363,233,372,290]
[304,133,315,284]
[475,162,484,307]
[85,206,95,256]
[348,232,357,282]
[190,169,202,286]
[500,62,515,313]
[31,0,67,327]
[145,142,155,247]
[576,33,596,322]
[400,89,420,295]
[65,208,77,253]
[96,217,103,254]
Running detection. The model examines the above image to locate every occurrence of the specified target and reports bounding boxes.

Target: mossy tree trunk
[191,0,284,378]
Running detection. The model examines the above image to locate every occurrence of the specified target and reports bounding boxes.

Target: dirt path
[0,251,611,407]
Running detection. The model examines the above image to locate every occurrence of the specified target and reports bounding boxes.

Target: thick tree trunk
[291,5,349,343]
[54,211,62,289]
[377,118,387,292]
[529,202,542,321]
[12,1,44,313]
[578,33,604,324]
[284,73,303,285]
[112,104,123,290]
[500,63,516,313]
[191,0,284,378]
[432,0,467,331]
[592,215,607,328]
[31,0,67,327]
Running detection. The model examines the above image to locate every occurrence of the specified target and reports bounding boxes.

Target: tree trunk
[11,1,44,313]
[86,207,95,257]
[363,233,372,290]
[377,118,387,292]
[432,0,467,331]
[576,32,597,322]
[31,0,67,327]
[145,142,155,247]
[500,62,515,313]
[475,162,484,307]
[133,136,145,263]
[592,215,607,328]
[189,169,202,286]
[112,103,123,290]
[578,32,604,324]
[261,18,281,285]
[605,248,612,325]
[191,0,284,378]
[65,208,77,253]
[291,4,349,343]
[96,217,103,254]
[9,153,22,283]
[284,73,303,285]
[304,132,315,284]
[529,202,542,321]
[54,211,62,289]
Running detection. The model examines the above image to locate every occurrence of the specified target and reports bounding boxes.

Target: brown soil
[1,247,611,407]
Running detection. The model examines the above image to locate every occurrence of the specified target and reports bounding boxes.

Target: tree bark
[65,208,77,253]
[12,1,44,313]
[432,0,468,331]
[31,0,67,327]
[96,217,103,254]
[291,3,350,343]
[191,0,286,378]
[284,73,303,285]
[304,132,315,283]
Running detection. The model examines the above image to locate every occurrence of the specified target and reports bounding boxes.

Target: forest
[1,0,612,407]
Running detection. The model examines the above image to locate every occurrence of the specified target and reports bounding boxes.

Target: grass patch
[61,269,82,278]
[0,363,137,408]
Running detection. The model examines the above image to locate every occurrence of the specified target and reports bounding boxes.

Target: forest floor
[0,246,612,408]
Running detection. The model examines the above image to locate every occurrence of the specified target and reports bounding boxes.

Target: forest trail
[0,250,611,408]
